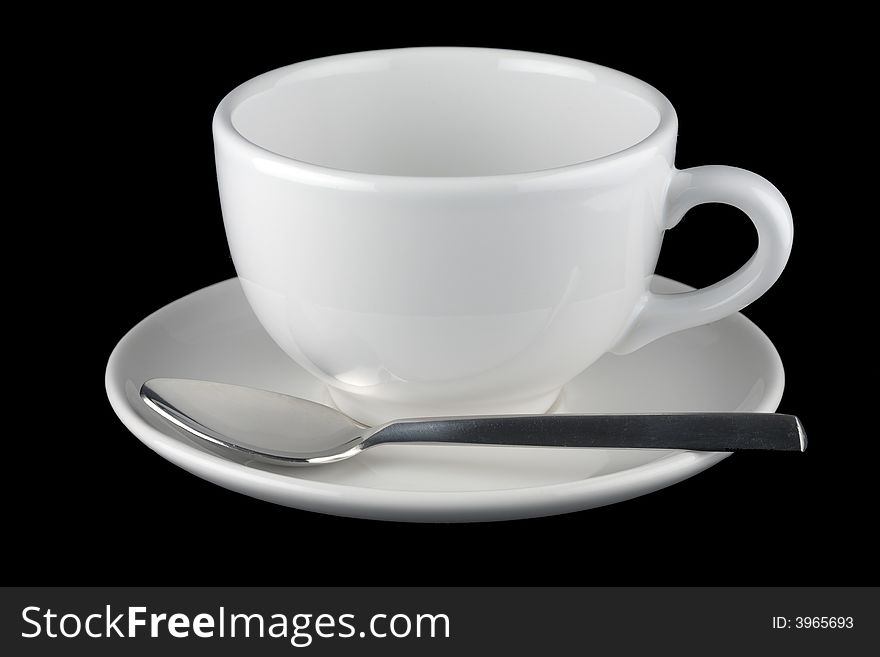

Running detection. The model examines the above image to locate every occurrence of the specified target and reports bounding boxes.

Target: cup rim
[213,47,678,190]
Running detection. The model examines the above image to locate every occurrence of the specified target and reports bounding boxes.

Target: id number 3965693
[772,617,854,629]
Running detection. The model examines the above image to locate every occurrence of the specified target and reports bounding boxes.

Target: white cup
[213,47,792,425]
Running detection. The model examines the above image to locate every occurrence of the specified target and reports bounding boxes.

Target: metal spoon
[140,378,806,466]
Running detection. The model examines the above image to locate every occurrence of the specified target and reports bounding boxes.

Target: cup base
[327,387,564,426]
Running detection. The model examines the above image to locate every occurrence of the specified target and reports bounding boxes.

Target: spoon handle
[366,413,806,452]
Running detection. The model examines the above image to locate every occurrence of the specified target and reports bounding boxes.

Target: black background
[13,12,871,584]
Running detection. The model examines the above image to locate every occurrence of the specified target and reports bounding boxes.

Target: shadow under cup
[212,47,787,425]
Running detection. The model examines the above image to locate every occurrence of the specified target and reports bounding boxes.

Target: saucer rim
[105,276,783,520]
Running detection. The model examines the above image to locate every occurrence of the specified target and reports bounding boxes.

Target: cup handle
[611,165,793,354]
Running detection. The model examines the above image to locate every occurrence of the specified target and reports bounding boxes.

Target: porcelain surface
[106,277,784,522]
[213,48,792,424]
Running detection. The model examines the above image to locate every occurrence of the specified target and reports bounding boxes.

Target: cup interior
[229,49,662,177]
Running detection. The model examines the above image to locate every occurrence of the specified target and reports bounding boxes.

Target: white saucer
[106,276,784,522]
